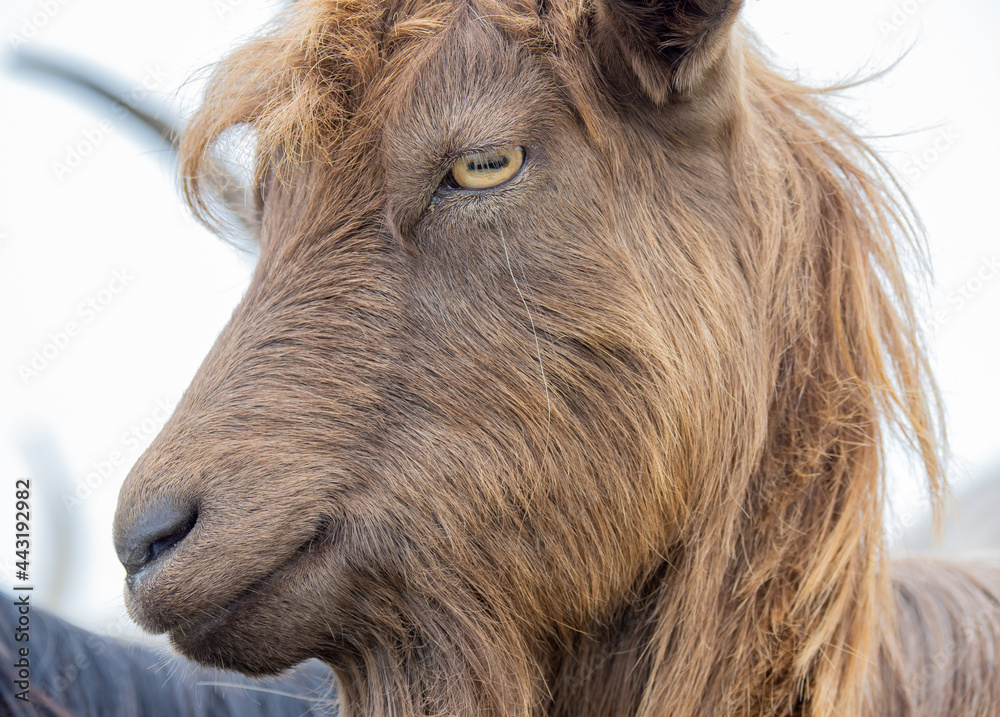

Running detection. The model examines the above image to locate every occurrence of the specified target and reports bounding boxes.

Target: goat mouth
[167,572,274,644]
[163,521,336,644]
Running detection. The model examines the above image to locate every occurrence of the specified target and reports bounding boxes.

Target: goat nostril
[115,502,197,578]
[147,528,188,564]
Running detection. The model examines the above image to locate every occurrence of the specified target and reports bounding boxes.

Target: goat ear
[591,0,743,102]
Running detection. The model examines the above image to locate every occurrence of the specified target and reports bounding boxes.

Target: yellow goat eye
[450,146,524,190]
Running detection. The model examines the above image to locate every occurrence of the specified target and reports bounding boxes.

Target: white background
[0,0,997,642]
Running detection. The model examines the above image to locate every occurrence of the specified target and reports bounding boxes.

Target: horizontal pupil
[468,155,509,173]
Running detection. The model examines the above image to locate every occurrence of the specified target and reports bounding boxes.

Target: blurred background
[0,0,997,645]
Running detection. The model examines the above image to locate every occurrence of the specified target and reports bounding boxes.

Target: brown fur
[112,0,1000,715]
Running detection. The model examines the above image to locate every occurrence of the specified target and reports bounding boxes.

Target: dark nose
[114,501,197,577]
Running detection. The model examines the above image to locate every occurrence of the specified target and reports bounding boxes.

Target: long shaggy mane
[154,1,972,715]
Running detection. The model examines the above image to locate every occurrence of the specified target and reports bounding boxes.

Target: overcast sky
[1,0,998,639]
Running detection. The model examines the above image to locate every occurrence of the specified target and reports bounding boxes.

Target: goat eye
[449,146,524,189]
